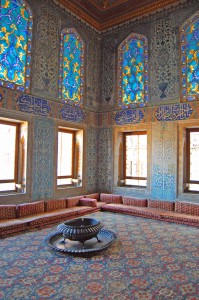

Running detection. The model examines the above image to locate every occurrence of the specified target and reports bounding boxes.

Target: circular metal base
[45,229,117,253]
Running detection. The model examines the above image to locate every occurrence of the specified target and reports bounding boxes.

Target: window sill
[118,185,147,189]
[0,191,25,196]
[184,190,199,194]
[57,185,82,190]
[0,192,31,204]
[176,193,199,202]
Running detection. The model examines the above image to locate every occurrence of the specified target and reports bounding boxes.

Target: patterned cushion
[160,212,199,227]
[122,197,147,207]
[100,193,122,204]
[84,193,100,201]
[17,201,45,218]
[26,209,79,228]
[45,199,66,212]
[102,204,161,220]
[175,202,199,216]
[0,221,27,237]
[102,204,199,228]
[76,206,99,215]
[65,196,83,208]
[79,198,98,207]
[148,200,174,211]
[0,205,17,220]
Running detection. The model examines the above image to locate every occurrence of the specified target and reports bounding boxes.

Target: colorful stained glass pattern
[59,29,84,106]
[118,34,148,108]
[0,0,33,92]
[181,13,199,101]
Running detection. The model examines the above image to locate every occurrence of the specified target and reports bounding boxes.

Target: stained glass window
[118,33,148,108]
[0,0,33,92]
[59,29,84,106]
[181,13,199,101]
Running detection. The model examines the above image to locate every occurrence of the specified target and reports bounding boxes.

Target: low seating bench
[101,195,199,228]
[0,194,103,237]
[102,203,199,227]
[0,193,199,237]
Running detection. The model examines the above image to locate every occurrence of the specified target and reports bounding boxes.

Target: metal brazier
[57,218,103,245]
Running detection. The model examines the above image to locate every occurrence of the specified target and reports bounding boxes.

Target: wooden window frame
[0,120,20,192]
[57,128,75,186]
[123,131,147,184]
[185,128,199,192]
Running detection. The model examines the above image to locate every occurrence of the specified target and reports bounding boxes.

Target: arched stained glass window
[118,33,148,109]
[0,0,33,92]
[181,12,199,101]
[59,29,84,106]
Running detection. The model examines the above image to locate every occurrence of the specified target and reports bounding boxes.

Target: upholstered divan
[84,193,106,208]
[0,196,101,237]
[100,194,199,228]
[1,193,199,237]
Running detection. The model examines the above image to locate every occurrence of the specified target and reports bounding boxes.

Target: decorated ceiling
[55,0,181,30]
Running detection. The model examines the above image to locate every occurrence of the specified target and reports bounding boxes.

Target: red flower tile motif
[0,278,14,287]
[179,284,197,295]
[20,277,37,286]
[37,286,56,297]
[88,272,103,280]
[155,287,178,298]
[5,267,22,276]
[134,290,153,300]
[90,263,104,270]
[172,273,188,282]
[49,265,64,273]
[131,278,149,289]
[43,275,61,284]
[86,282,104,293]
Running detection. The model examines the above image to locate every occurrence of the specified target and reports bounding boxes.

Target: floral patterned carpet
[0,211,199,300]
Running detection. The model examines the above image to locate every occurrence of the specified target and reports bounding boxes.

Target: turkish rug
[0,211,199,300]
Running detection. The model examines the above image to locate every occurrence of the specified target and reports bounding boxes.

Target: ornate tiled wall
[86,36,102,109]
[32,116,54,200]
[1,0,199,203]
[87,127,98,192]
[32,3,59,99]
[1,82,196,201]
[96,100,199,200]
[0,87,86,122]
[1,86,198,124]
[101,0,199,108]
[26,0,101,107]
[150,18,178,104]
[97,127,113,192]
[151,122,177,200]
[101,34,117,107]
[99,0,199,201]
